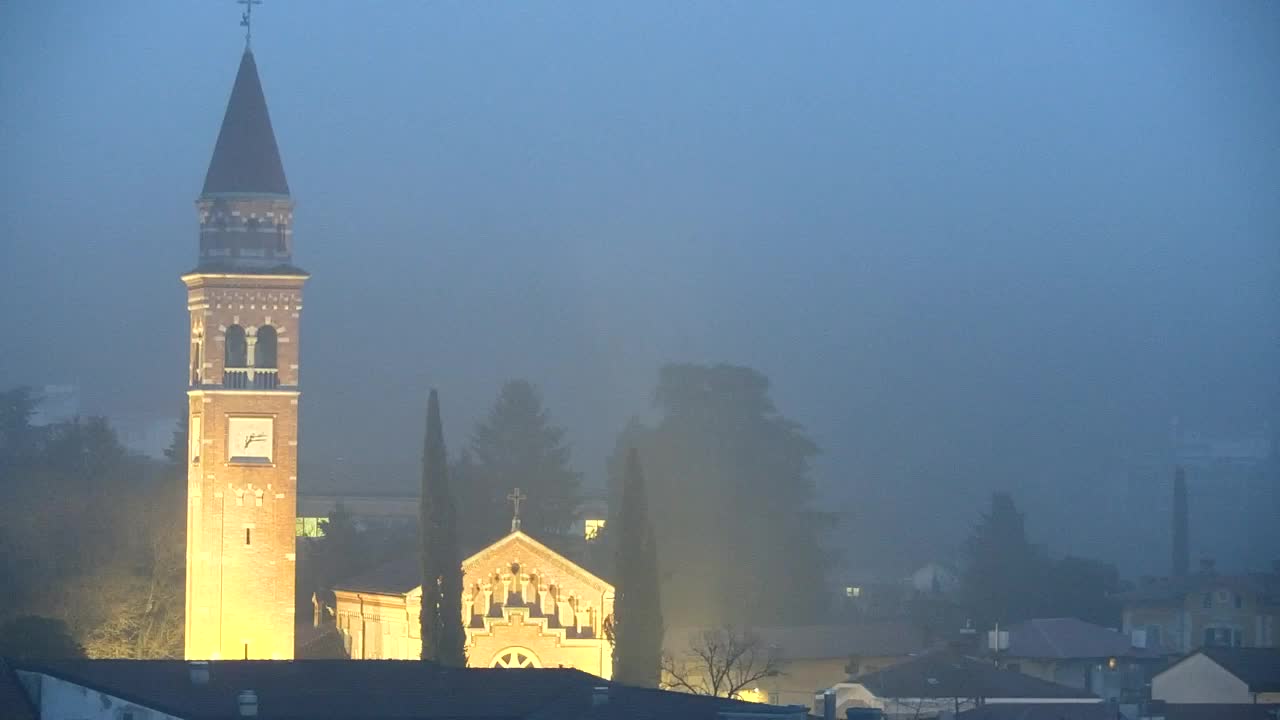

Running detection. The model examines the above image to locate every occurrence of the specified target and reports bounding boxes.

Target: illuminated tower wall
[183,49,306,660]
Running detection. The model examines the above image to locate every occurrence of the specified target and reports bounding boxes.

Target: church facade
[183,48,305,660]
[333,530,615,678]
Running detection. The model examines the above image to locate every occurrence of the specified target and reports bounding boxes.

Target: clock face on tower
[227,416,274,464]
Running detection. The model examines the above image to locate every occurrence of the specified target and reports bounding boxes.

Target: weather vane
[238,0,263,50]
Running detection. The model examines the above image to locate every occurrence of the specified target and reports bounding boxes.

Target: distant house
[1119,561,1280,655]
[824,651,1100,718]
[992,617,1165,701]
[1150,646,1280,705]
[10,659,810,720]
[664,621,932,708]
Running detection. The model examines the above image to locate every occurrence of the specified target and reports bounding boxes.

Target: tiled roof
[850,652,1097,700]
[1201,647,1280,693]
[14,659,805,720]
[1001,618,1162,660]
[202,50,290,196]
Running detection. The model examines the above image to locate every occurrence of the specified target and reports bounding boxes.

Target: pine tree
[469,380,580,544]
[612,448,663,687]
[419,389,466,665]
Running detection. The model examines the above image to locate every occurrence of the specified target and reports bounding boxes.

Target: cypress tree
[420,389,466,665]
[612,448,663,686]
[1172,465,1189,577]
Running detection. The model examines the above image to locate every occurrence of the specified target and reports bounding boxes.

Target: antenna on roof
[238,0,263,50]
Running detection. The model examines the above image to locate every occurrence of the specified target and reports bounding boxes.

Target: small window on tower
[245,528,252,545]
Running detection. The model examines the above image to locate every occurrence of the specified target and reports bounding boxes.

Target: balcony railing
[223,367,280,390]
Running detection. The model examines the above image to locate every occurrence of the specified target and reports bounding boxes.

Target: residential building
[825,652,1101,718]
[992,617,1165,702]
[1119,562,1280,655]
[1150,647,1280,705]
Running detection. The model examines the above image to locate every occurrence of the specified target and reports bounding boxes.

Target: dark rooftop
[335,552,422,595]
[850,652,1098,700]
[955,704,1123,720]
[0,659,37,720]
[1000,618,1163,661]
[1146,702,1280,720]
[184,261,309,277]
[13,659,807,720]
[1199,646,1280,693]
[202,50,290,196]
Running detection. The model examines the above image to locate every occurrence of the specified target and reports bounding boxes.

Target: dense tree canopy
[608,364,833,626]
[463,380,581,549]
[0,387,184,658]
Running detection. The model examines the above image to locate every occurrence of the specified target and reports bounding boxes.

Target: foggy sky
[2,1,1277,574]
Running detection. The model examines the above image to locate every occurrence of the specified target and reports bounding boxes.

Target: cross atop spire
[238,0,262,51]
[508,488,527,533]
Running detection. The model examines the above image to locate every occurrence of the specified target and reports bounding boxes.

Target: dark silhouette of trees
[465,380,580,547]
[962,492,1121,628]
[962,492,1040,627]
[612,449,663,687]
[1173,465,1189,577]
[608,364,832,626]
[0,616,85,660]
[419,389,465,666]
[0,397,183,658]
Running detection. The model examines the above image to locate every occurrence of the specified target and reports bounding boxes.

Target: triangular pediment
[463,531,612,595]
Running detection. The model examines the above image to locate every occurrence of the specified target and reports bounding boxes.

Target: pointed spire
[202,50,289,196]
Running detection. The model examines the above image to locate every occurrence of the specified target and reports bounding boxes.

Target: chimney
[592,686,609,707]
[189,661,210,686]
[238,690,258,717]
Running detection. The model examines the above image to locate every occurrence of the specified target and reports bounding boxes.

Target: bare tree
[660,626,784,699]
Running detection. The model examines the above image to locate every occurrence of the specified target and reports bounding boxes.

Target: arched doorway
[490,647,540,669]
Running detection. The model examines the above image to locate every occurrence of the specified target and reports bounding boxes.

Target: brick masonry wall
[184,273,306,660]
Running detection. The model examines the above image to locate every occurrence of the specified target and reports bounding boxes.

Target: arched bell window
[225,325,247,367]
[255,325,278,369]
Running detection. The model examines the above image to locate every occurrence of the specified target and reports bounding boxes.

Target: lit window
[845,586,861,598]
[584,519,606,541]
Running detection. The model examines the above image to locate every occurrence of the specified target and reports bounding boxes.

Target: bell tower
[183,48,305,660]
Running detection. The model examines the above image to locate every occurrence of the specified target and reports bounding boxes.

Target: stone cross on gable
[508,487,527,533]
